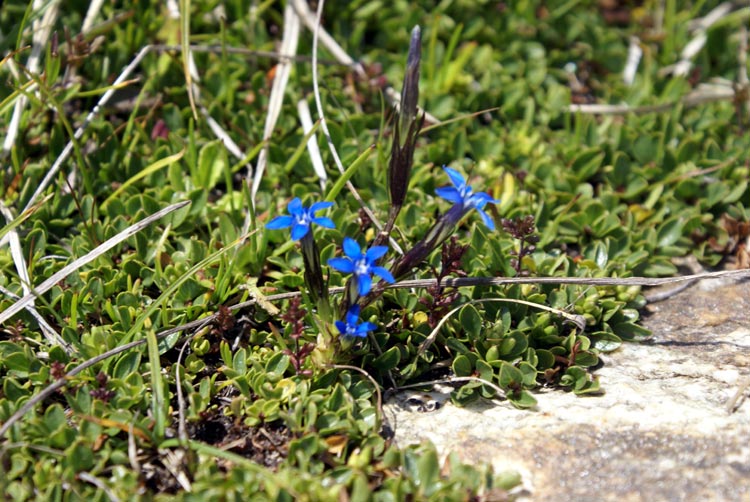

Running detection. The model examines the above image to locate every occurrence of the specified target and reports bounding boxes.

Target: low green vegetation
[1,1,749,499]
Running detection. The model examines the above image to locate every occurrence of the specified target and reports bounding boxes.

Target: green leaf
[518,362,538,387]
[475,359,494,382]
[316,412,343,434]
[459,305,482,339]
[446,337,472,355]
[233,348,247,373]
[265,352,290,380]
[497,362,523,389]
[3,377,29,402]
[113,352,141,380]
[67,387,92,414]
[656,216,685,248]
[43,404,66,431]
[66,440,95,472]
[535,349,556,370]
[2,351,31,374]
[508,390,537,409]
[612,322,652,342]
[573,378,602,395]
[589,331,622,352]
[451,382,480,405]
[196,141,228,190]
[495,470,524,491]
[570,148,605,181]
[573,351,599,367]
[416,447,440,495]
[498,331,528,359]
[725,180,748,203]
[632,135,658,164]
[452,354,473,377]
[641,259,678,276]
[560,366,586,389]
[220,341,232,367]
[373,346,401,371]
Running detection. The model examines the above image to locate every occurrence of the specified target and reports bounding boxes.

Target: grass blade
[179,0,198,119]
[101,149,185,208]
[324,145,375,203]
[250,3,300,205]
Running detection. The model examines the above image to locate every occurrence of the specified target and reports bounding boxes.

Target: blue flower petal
[355,322,377,335]
[465,196,486,211]
[328,257,355,273]
[470,192,499,206]
[357,274,373,296]
[435,186,463,203]
[336,305,377,338]
[265,215,293,229]
[335,320,348,335]
[342,237,362,258]
[436,167,499,230]
[365,246,388,261]
[312,216,336,229]
[291,222,311,240]
[310,201,334,212]
[444,167,467,189]
[287,197,304,216]
[266,198,336,239]
[371,266,395,284]
[333,239,394,298]
[478,209,495,230]
[346,305,361,324]
[479,192,500,202]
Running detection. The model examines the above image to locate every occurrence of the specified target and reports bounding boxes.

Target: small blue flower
[335,305,377,338]
[266,197,335,240]
[328,237,395,296]
[435,167,499,230]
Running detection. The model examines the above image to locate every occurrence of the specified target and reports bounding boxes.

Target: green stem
[300,232,331,323]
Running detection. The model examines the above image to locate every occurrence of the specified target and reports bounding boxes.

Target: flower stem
[300,232,332,323]
[389,205,461,279]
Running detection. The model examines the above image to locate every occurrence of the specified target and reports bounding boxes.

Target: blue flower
[335,305,377,338]
[266,197,335,240]
[435,167,499,230]
[328,237,395,296]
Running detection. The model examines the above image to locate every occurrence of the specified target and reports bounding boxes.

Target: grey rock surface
[384,277,750,501]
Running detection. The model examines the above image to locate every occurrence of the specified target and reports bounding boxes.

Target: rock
[384,278,750,501]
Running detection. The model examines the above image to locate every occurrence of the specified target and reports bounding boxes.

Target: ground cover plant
[2,0,750,500]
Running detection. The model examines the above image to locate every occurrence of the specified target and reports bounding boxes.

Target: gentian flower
[335,305,377,338]
[389,168,499,280]
[266,197,335,240]
[328,237,395,296]
[436,167,499,230]
[266,197,335,317]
